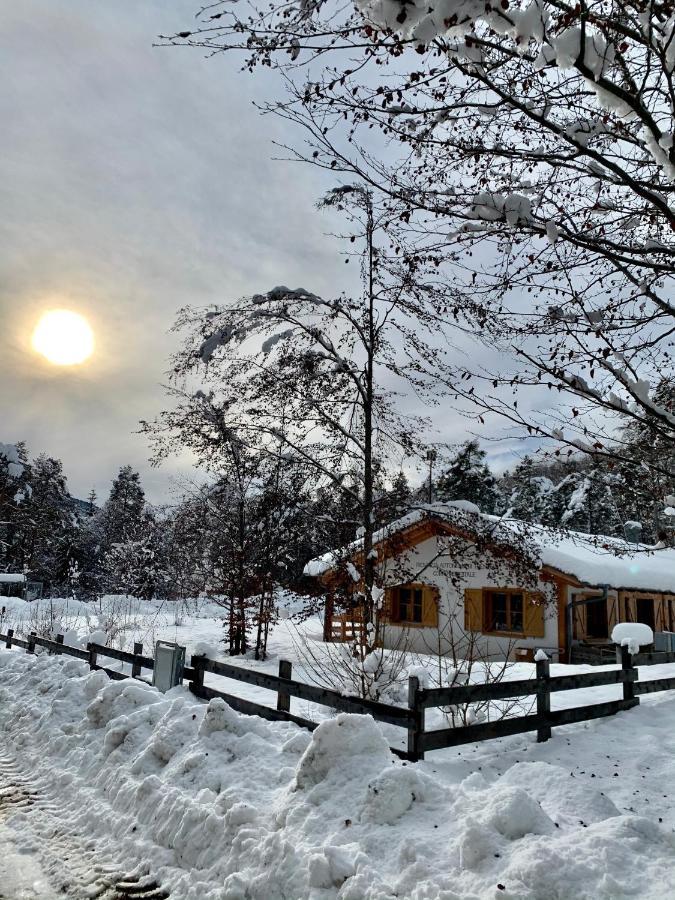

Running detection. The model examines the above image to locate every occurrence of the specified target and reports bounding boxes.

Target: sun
[31,309,95,366]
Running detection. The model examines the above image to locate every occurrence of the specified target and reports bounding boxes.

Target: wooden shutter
[524,591,545,638]
[464,588,483,632]
[380,588,394,623]
[422,586,440,628]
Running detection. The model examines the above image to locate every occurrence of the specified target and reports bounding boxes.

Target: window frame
[388,583,437,628]
[482,588,526,636]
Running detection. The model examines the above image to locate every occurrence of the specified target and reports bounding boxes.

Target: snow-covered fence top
[3,629,675,759]
[0,574,27,584]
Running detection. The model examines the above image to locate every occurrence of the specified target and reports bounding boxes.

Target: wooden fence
[2,628,675,761]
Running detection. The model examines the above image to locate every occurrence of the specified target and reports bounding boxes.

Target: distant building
[0,573,42,601]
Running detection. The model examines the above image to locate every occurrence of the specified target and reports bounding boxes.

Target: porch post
[323,590,334,643]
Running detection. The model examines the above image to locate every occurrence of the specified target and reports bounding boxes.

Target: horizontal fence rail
[2,629,675,761]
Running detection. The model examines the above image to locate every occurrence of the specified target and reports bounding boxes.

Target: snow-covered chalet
[304,503,675,663]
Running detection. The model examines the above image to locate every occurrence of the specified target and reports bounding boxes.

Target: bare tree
[165,1,675,497]
[146,189,455,683]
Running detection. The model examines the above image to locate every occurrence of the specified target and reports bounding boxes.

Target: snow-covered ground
[0,821,58,898]
[0,595,675,897]
[1,647,675,898]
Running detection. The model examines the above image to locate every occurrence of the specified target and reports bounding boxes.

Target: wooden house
[304,504,675,663]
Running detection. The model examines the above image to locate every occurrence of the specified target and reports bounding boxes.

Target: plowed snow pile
[0,648,674,899]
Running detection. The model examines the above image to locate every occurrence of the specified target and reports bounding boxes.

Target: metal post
[55,634,64,655]
[426,449,437,504]
[5,628,13,650]
[277,660,292,713]
[87,642,98,670]
[536,656,551,742]
[27,632,36,655]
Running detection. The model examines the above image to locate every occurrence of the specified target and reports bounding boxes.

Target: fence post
[617,643,637,704]
[27,632,36,655]
[6,628,13,650]
[407,676,425,762]
[131,641,143,679]
[536,656,551,742]
[189,655,205,697]
[87,642,98,670]
[277,660,292,713]
[55,634,64,655]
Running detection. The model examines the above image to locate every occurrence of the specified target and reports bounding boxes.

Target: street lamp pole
[426,449,437,504]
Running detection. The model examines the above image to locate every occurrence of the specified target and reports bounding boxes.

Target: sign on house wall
[433,563,477,579]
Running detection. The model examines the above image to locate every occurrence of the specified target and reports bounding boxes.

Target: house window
[484,590,524,634]
[395,586,424,624]
[387,584,439,628]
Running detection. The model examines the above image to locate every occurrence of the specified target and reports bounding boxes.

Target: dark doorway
[586,598,609,639]
[636,597,656,631]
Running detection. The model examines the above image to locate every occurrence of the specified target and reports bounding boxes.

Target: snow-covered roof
[304,503,675,593]
[0,574,26,584]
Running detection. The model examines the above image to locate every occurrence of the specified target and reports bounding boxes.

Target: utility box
[152,641,186,693]
[513,647,535,663]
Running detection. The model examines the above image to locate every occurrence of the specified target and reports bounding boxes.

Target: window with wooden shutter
[464,588,483,632]
[479,588,545,637]
[387,584,439,627]
[484,590,524,633]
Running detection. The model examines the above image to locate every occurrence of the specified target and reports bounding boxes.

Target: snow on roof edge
[303,503,675,593]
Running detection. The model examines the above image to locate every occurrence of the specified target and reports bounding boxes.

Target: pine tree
[436,441,500,514]
[100,466,146,546]
[507,456,553,524]
[24,454,78,590]
[101,510,161,601]
[376,471,412,525]
[86,488,98,516]
[542,469,623,537]
[0,442,31,573]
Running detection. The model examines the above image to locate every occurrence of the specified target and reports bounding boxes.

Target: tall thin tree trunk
[362,198,376,664]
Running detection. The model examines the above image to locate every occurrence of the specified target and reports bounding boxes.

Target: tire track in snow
[0,749,169,899]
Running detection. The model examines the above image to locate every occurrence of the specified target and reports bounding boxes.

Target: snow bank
[1,649,675,898]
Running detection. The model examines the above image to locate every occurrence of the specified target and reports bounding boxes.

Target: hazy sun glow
[31,309,95,366]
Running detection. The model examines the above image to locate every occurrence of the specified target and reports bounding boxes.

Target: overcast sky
[1,1,535,503]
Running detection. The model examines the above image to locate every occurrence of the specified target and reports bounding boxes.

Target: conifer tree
[377,471,412,525]
[24,454,77,590]
[436,441,500,514]
[0,442,31,574]
[100,466,146,546]
[507,456,553,524]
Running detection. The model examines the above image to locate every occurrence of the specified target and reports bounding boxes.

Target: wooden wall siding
[570,590,625,642]
[573,597,587,640]
[614,592,675,633]
[608,595,620,633]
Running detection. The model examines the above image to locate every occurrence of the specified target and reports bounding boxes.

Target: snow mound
[360,767,431,824]
[500,761,619,827]
[294,713,391,791]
